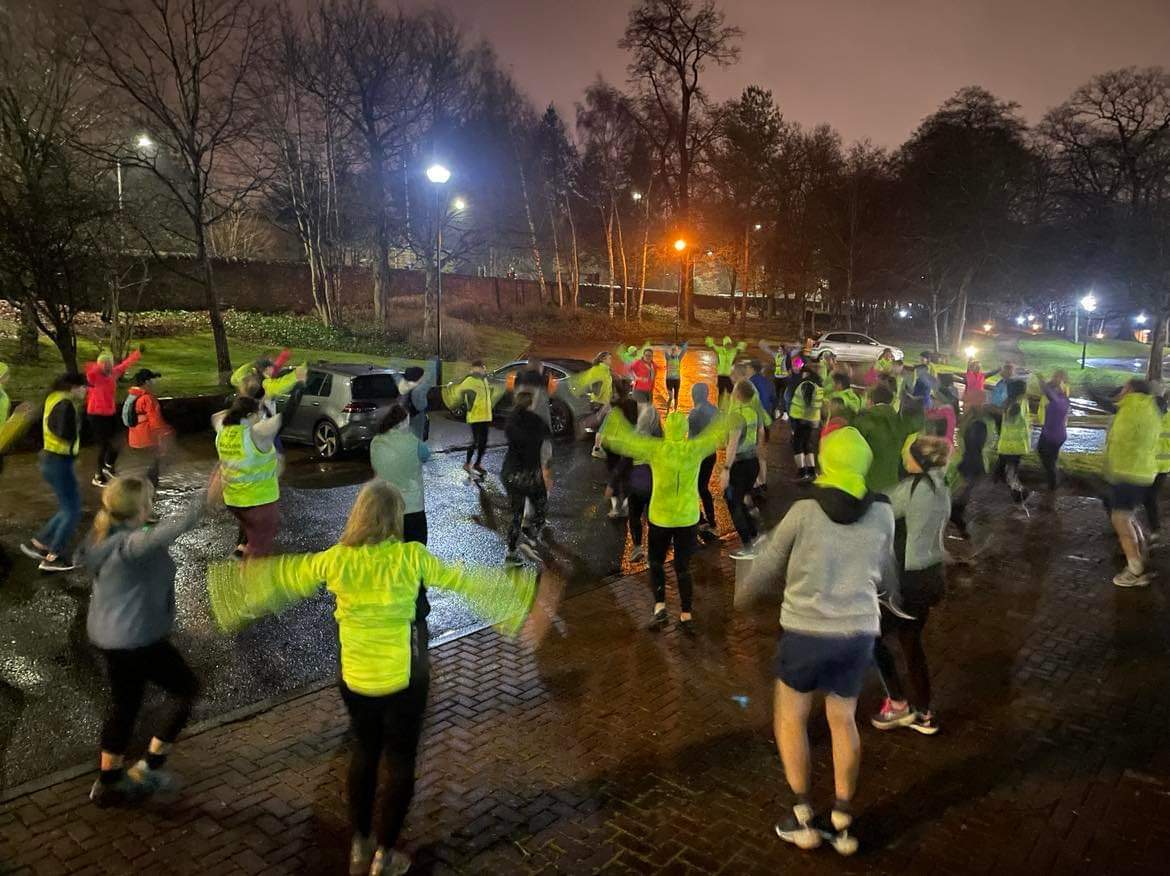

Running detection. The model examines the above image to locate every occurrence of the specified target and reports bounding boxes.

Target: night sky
[440,0,1170,146]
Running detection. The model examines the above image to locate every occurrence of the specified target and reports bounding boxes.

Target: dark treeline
[1,0,1169,377]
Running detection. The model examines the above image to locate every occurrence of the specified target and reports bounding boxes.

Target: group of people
[3,326,1170,869]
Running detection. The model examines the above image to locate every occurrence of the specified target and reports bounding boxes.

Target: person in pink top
[86,346,142,486]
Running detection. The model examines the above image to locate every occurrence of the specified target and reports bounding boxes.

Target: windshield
[349,374,399,401]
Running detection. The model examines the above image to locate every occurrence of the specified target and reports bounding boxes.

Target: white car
[811,331,903,363]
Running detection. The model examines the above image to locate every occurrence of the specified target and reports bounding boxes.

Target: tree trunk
[548,194,564,307]
[50,329,79,374]
[196,227,232,379]
[603,207,616,319]
[950,268,973,358]
[516,152,547,304]
[1148,310,1168,382]
[370,148,392,325]
[567,202,580,308]
[930,289,941,353]
[615,204,630,322]
[18,300,39,362]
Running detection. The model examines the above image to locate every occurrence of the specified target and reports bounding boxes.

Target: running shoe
[729,543,757,561]
[504,551,524,566]
[19,542,48,561]
[909,710,940,735]
[91,474,107,487]
[473,464,487,478]
[818,808,859,856]
[102,465,116,480]
[127,760,176,792]
[878,592,916,620]
[1113,568,1152,588]
[774,803,821,850]
[88,773,151,808]
[630,546,645,563]
[648,606,668,631]
[518,541,542,564]
[39,554,77,573]
[870,697,915,730]
[462,463,476,478]
[677,615,695,635]
[591,446,606,459]
[369,847,412,876]
[1148,532,1164,549]
[349,834,375,876]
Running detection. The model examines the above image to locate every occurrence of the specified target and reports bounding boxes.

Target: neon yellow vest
[1159,409,1170,475]
[773,354,789,379]
[217,423,279,507]
[42,391,80,456]
[730,401,760,458]
[997,405,1032,456]
[789,380,824,423]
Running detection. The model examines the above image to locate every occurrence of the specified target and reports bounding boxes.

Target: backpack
[122,393,139,428]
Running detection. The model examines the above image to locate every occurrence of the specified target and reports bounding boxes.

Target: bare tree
[0,2,117,371]
[620,0,741,323]
[87,0,267,378]
[1040,67,1170,379]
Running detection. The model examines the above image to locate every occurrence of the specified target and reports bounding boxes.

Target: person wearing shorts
[738,426,899,857]
[1101,380,1161,588]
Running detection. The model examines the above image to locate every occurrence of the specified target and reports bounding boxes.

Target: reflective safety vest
[773,353,790,379]
[216,423,279,508]
[997,404,1033,456]
[42,391,80,456]
[1105,393,1161,486]
[729,401,760,458]
[829,388,862,416]
[789,379,824,424]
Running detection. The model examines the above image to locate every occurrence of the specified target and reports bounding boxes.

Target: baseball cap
[132,368,162,384]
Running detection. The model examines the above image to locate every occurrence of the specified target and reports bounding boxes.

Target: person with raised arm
[705,335,747,401]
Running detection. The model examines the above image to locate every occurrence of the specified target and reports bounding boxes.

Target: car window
[494,363,526,378]
[545,366,567,379]
[843,333,868,344]
[823,333,842,342]
[303,371,328,396]
[860,335,880,345]
[350,374,397,400]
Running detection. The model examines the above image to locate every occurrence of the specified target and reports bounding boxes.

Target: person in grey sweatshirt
[871,434,950,737]
[396,356,439,442]
[738,425,899,857]
[78,474,220,807]
[688,382,720,541]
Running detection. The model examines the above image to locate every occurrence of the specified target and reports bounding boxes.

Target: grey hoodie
[743,487,898,637]
[79,496,204,650]
[688,383,718,438]
[887,468,950,571]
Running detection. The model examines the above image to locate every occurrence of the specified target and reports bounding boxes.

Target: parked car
[811,331,903,363]
[444,358,599,439]
[275,362,402,459]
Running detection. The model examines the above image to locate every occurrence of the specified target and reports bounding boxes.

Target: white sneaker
[591,446,605,459]
[1113,568,1152,588]
[370,847,411,876]
[349,834,375,875]
[729,543,757,560]
[630,546,645,563]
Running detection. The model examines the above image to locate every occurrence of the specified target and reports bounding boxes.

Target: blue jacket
[750,373,777,415]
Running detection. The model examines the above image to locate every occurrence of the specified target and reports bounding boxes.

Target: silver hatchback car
[276,363,401,458]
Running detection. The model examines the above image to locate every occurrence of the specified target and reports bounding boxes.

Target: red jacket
[127,387,172,449]
[630,359,655,393]
[85,350,141,416]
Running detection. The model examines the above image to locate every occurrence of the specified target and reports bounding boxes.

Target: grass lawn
[0,323,528,402]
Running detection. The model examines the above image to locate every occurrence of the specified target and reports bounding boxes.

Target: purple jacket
[1040,384,1069,445]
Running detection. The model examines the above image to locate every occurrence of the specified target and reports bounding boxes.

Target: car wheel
[313,420,341,459]
[549,400,572,438]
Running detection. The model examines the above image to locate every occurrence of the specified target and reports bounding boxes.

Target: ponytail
[89,477,152,545]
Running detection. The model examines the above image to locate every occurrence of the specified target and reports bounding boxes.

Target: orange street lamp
[673,238,687,252]
[672,239,688,339]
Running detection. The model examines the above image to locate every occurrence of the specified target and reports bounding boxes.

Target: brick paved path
[4,494,1170,875]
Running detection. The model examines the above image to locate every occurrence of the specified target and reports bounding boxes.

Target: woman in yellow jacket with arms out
[442,360,502,480]
[208,479,559,876]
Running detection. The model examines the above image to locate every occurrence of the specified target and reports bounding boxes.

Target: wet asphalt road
[0,345,746,792]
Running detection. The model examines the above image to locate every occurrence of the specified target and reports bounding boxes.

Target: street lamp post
[673,238,687,342]
[425,163,451,360]
[1080,293,1097,369]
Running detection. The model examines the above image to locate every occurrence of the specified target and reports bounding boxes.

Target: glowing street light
[426,163,453,359]
[1135,312,1148,325]
[631,191,642,202]
[898,309,909,319]
[452,197,466,211]
[1079,293,1099,369]
[673,238,687,252]
[135,134,154,150]
[672,238,687,339]
[965,345,978,360]
[753,222,762,231]
[425,163,451,184]
[1015,315,1026,325]
[983,322,993,332]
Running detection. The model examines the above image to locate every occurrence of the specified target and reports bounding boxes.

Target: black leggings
[465,421,489,465]
[790,419,817,456]
[89,414,121,477]
[628,492,650,546]
[716,375,734,399]
[697,455,717,528]
[100,640,200,754]
[873,611,932,710]
[403,510,430,649]
[666,377,681,408]
[1036,437,1064,491]
[724,457,760,544]
[340,665,429,843]
[503,469,547,551]
[648,523,697,612]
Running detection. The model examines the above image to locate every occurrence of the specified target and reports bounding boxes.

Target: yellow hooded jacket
[208,540,536,696]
